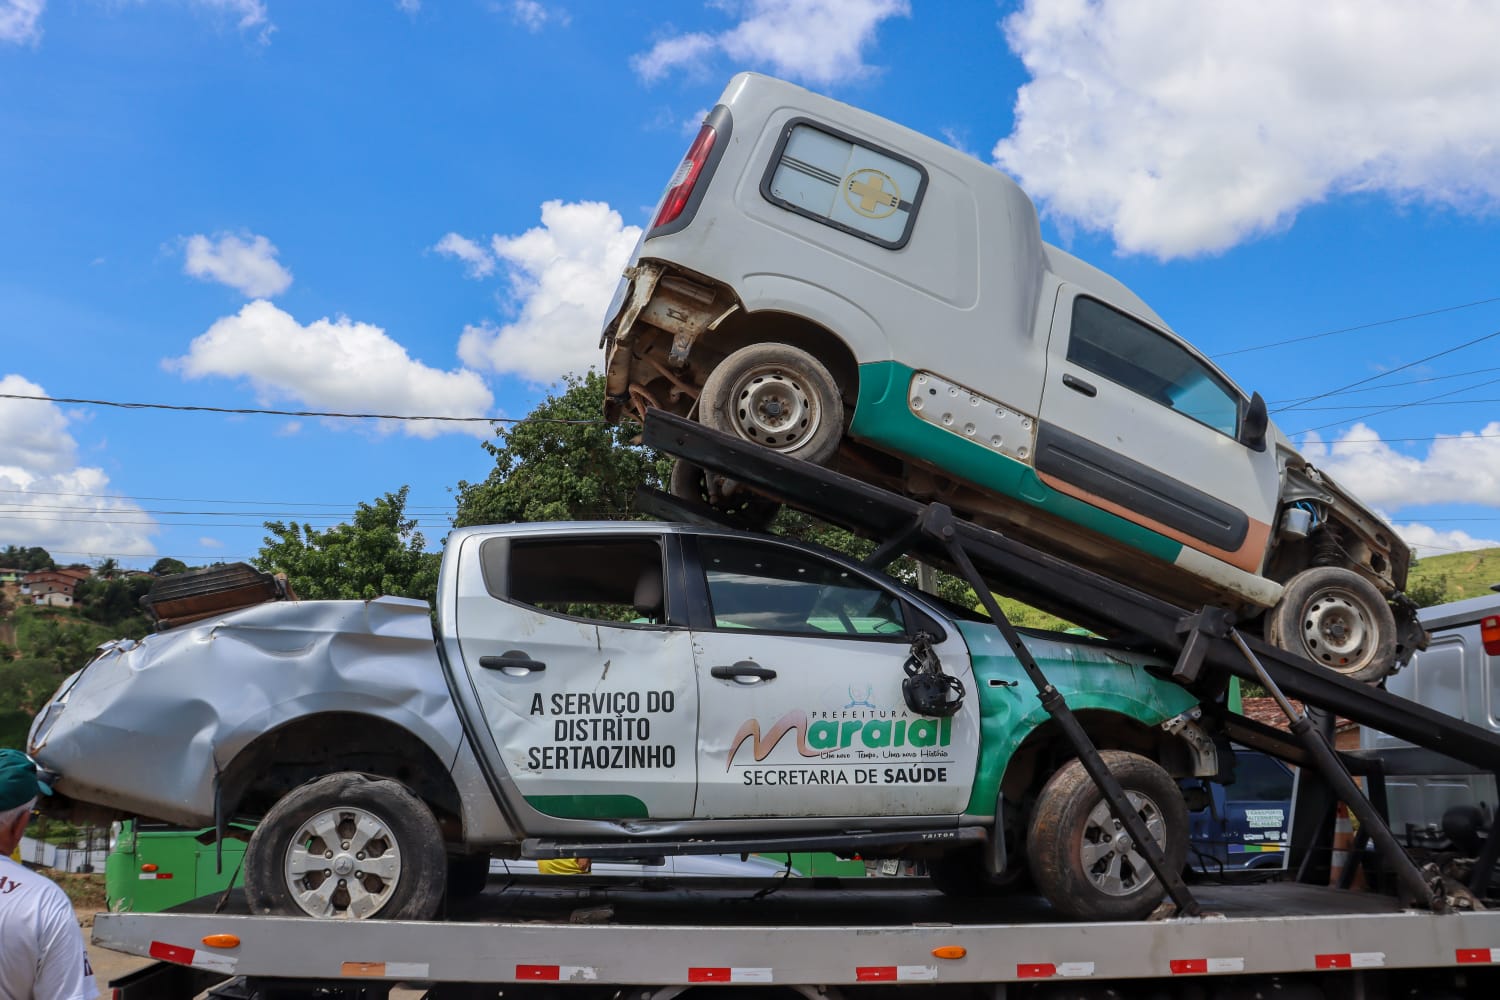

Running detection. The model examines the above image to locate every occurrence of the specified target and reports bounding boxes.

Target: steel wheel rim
[283,806,402,919]
[728,363,821,452]
[1299,586,1374,673]
[1079,790,1166,897]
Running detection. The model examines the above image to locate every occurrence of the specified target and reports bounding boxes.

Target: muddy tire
[245,772,446,920]
[699,343,844,464]
[1266,566,1397,683]
[1026,751,1187,921]
[667,458,780,530]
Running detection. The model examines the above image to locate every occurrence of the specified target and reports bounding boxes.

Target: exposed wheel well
[999,710,1197,805]
[218,713,464,844]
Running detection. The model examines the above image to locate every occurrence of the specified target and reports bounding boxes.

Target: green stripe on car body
[955,621,1200,816]
[525,795,652,819]
[850,360,1184,565]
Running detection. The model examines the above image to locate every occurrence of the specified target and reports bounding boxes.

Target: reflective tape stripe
[1017,962,1095,979]
[1316,953,1385,969]
[137,873,174,879]
[855,966,938,982]
[1171,957,1243,974]
[689,968,772,983]
[340,962,430,978]
[1457,949,1500,964]
[517,965,599,981]
[149,941,236,975]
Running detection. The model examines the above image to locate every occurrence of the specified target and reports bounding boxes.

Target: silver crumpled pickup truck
[602,73,1422,683]
[30,521,1227,923]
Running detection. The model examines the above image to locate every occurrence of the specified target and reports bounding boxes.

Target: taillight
[1482,615,1500,656]
[652,122,717,231]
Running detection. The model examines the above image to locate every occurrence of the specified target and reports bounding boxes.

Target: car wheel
[1266,566,1397,683]
[1026,751,1187,921]
[244,772,446,920]
[699,343,844,464]
[667,458,780,530]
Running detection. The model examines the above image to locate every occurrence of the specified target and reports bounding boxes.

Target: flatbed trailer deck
[94,880,1500,993]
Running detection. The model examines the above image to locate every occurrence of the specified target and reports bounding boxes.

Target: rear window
[760,119,926,249]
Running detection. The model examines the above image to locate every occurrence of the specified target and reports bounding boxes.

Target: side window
[492,536,667,626]
[760,119,927,250]
[1067,297,1241,438]
[699,537,906,638]
[1228,753,1294,802]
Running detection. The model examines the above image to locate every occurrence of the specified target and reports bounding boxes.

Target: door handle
[1061,373,1097,397]
[479,651,547,674]
[710,661,777,683]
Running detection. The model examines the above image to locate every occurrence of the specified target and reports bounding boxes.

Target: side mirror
[1242,391,1269,452]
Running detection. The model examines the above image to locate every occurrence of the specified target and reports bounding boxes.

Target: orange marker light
[932,946,967,960]
[139,863,158,873]
[201,934,241,950]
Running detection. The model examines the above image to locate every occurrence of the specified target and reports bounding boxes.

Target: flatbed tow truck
[95,411,1500,999]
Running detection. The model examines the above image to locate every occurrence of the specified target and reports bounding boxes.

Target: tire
[1026,751,1188,921]
[1266,566,1397,683]
[667,458,780,530]
[699,343,844,465]
[244,772,446,920]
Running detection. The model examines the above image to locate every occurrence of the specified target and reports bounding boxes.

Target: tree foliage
[454,371,670,528]
[150,557,189,576]
[73,575,154,635]
[255,486,440,605]
[0,545,54,571]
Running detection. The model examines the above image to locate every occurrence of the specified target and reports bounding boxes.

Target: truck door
[452,531,698,821]
[685,533,977,819]
[1036,289,1279,579]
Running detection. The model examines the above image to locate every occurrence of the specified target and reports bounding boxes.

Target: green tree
[0,545,54,571]
[454,371,670,527]
[73,575,153,634]
[150,557,189,576]
[18,612,114,673]
[256,486,441,605]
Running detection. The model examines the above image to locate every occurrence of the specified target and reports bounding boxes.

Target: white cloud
[510,1,567,32]
[633,0,910,86]
[183,232,294,298]
[397,0,420,12]
[1394,522,1500,560]
[1299,422,1500,511]
[0,0,44,45]
[198,536,225,549]
[433,232,497,279]
[0,374,158,558]
[994,1,1500,258]
[166,300,496,439]
[193,0,274,43]
[452,200,641,383]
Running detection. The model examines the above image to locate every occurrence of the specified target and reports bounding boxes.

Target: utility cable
[1213,295,1500,358]
[1272,328,1500,415]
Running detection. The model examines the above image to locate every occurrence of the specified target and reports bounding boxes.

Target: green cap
[0,749,52,812]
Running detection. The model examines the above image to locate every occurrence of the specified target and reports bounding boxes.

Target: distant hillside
[1407,546,1500,604]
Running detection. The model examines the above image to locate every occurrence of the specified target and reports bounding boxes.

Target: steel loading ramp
[638,409,1500,775]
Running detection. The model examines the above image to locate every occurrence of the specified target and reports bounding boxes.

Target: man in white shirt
[0,749,98,1000]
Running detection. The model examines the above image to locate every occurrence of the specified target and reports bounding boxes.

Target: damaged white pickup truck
[30,521,1224,922]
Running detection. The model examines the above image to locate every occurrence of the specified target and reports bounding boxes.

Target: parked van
[602,73,1421,682]
[1359,591,1500,835]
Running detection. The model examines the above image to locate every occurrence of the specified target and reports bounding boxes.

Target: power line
[0,392,612,426]
[0,487,456,510]
[1272,328,1500,416]
[1270,365,1500,406]
[1212,295,1500,358]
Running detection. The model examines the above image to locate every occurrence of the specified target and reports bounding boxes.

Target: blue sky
[2,0,1499,570]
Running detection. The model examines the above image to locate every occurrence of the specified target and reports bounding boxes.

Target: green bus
[105,821,251,913]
